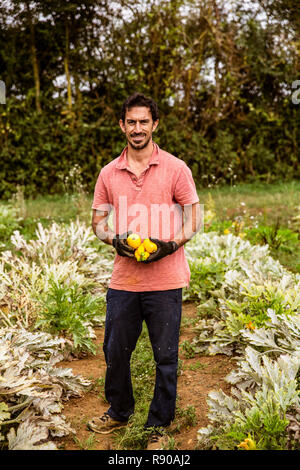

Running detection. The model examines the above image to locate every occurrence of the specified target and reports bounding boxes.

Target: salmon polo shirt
[92,143,199,292]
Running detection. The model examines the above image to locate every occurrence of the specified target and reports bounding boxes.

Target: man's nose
[134,121,142,132]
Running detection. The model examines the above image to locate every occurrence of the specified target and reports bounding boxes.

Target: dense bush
[0,0,299,198]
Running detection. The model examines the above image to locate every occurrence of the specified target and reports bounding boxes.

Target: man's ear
[152,119,159,132]
[119,119,126,133]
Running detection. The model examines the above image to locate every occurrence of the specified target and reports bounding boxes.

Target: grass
[23,192,92,225]
[10,179,299,230]
[7,179,299,232]
[188,361,207,371]
[199,180,300,229]
[198,180,300,209]
[73,433,97,450]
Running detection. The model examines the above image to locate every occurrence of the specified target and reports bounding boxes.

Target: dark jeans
[103,287,182,427]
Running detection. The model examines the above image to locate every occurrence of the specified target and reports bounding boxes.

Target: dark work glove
[112,231,135,258]
[144,238,179,263]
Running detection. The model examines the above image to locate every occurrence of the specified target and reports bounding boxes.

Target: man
[88,92,201,450]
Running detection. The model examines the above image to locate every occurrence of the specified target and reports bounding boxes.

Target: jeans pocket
[165,288,182,305]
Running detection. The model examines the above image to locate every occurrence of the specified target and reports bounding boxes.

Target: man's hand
[144,238,179,263]
[112,231,135,258]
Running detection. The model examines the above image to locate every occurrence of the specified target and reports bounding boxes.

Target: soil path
[55,301,233,450]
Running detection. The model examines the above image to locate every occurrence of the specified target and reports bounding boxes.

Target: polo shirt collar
[116,142,160,170]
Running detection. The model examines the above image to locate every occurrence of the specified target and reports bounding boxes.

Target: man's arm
[144,202,202,264]
[92,209,135,258]
[92,209,114,246]
[172,202,202,248]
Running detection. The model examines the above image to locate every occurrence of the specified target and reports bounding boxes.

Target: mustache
[131,133,146,137]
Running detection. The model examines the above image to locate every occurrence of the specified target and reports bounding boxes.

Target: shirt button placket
[131,175,139,190]
[130,168,147,190]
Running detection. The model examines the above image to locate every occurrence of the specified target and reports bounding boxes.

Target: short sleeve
[174,164,199,206]
[91,172,111,212]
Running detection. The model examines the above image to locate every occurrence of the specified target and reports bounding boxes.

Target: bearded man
[88,92,201,450]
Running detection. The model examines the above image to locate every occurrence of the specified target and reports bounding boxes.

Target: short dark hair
[121,92,159,123]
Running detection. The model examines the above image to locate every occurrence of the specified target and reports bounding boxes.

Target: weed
[187,262,227,302]
[188,361,207,371]
[35,281,104,354]
[96,376,108,403]
[208,399,289,450]
[73,433,97,450]
[163,436,177,450]
[177,358,183,376]
[0,203,22,243]
[180,340,196,359]
[180,316,191,328]
[246,223,299,252]
[175,405,197,428]
[10,185,27,219]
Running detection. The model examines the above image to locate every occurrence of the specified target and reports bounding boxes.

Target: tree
[0,0,298,198]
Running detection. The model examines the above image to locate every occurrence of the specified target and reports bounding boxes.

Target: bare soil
[54,301,234,450]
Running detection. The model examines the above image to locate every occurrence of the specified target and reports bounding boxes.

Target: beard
[128,134,151,150]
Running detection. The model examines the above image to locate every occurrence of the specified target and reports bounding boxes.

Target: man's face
[119,106,159,150]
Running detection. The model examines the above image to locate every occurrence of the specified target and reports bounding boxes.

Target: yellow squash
[143,238,157,253]
[127,233,142,249]
[135,242,150,262]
